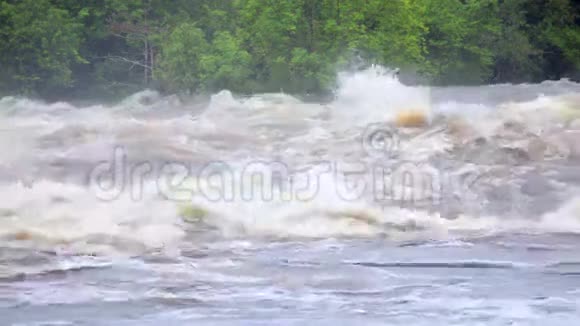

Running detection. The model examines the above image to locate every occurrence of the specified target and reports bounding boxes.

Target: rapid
[1,66,580,325]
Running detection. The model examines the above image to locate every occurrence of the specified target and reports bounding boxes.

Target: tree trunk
[144,38,149,85]
[337,0,341,25]
[150,45,155,80]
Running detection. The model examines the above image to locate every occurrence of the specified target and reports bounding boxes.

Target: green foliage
[422,0,500,84]
[492,0,540,82]
[157,23,209,93]
[0,0,579,98]
[200,31,252,91]
[158,26,252,93]
[356,0,427,66]
[535,0,580,79]
[0,0,85,96]
[289,48,332,92]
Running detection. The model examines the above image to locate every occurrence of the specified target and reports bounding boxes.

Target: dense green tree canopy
[0,0,579,99]
[0,0,85,95]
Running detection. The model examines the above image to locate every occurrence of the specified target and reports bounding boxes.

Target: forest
[0,0,579,100]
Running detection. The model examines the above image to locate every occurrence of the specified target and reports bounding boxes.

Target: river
[1,67,580,325]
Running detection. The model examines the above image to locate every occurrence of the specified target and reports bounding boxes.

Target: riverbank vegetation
[0,0,579,99]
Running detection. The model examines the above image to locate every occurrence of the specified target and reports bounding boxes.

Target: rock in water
[395,109,429,128]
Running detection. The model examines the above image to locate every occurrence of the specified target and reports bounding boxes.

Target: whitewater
[1,66,580,325]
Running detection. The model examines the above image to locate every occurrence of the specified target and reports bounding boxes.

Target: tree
[235,0,303,91]
[156,22,209,93]
[0,0,85,96]
[199,31,252,91]
[492,0,540,83]
[1,0,579,97]
[422,0,500,84]
[533,0,580,79]
[105,0,161,87]
[357,0,427,68]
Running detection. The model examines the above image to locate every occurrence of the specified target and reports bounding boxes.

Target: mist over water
[2,66,580,325]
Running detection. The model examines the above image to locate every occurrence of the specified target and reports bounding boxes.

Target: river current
[1,67,580,325]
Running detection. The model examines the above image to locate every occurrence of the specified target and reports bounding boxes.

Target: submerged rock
[395,109,429,128]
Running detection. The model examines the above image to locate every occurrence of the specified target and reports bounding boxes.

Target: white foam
[331,66,432,126]
[2,67,580,255]
[0,181,184,256]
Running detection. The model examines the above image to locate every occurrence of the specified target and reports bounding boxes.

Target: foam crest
[331,66,432,126]
[0,181,184,255]
[2,66,580,254]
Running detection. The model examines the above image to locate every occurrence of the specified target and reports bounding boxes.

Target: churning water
[1,66,580,325]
